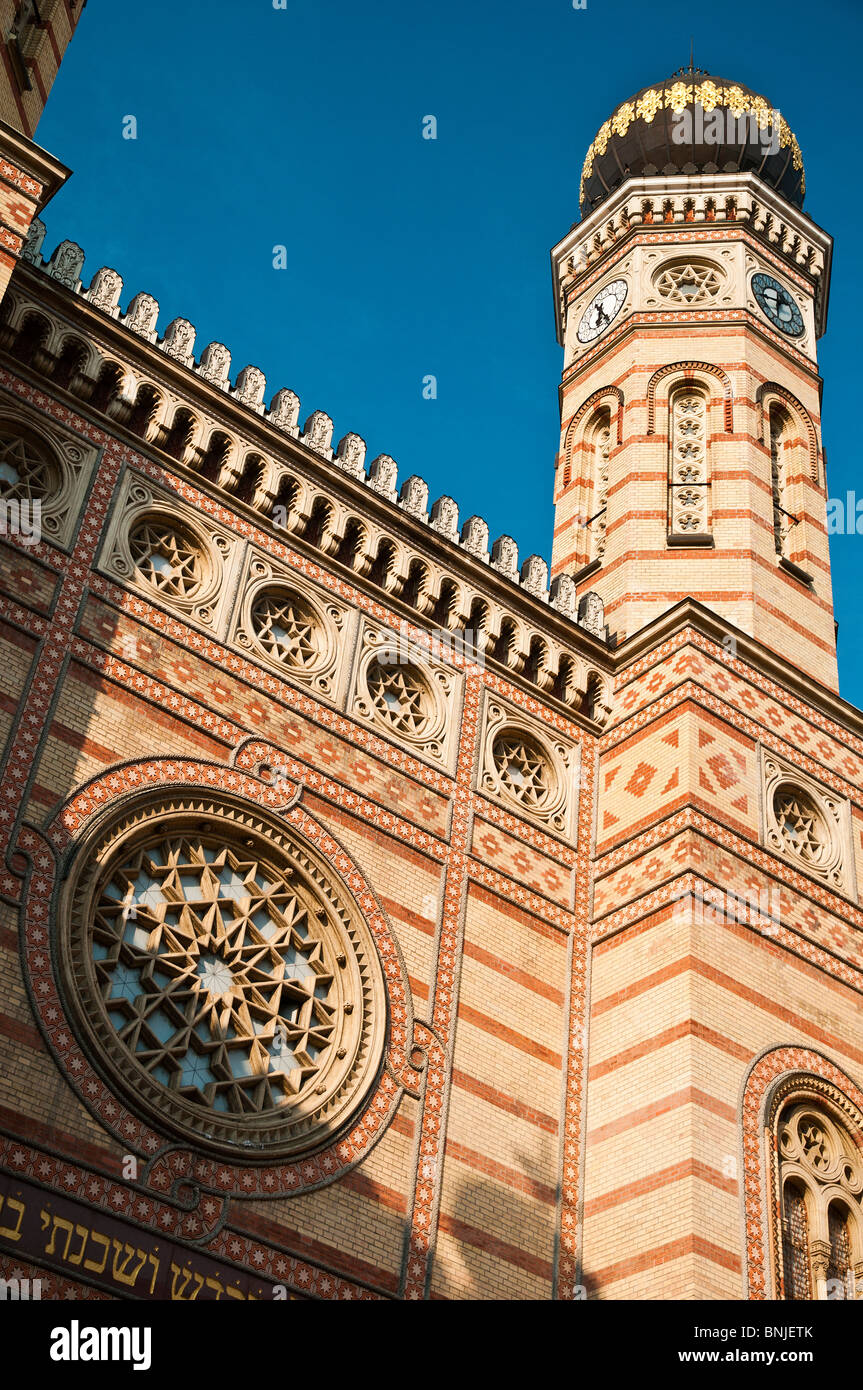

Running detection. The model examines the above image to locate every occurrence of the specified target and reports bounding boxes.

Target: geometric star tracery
[366,659,431,735]
[92,835,336,1116]
[656,261,722,304]
[129,522,204,599]
[773,790,828,865]
[492,734,553,811]
[0,433,57,501]
[251,591,321,670]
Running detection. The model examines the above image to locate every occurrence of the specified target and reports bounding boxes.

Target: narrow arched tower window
[781,1182,813,1300]
[591,410,611,561]
[775,1098,863,1299]
[668,388,709,539]
[769,405,796,557]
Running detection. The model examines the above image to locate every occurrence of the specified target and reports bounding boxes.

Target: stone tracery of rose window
[61,802,387,1158]
[669,391,709,536]
[776,1101,863,1300]
[366,657,432,736]
[0,430,59,501]
[250,588,323,671]
[655,261,722,304]
[92,834,337,1115]
[129,519,205,599]
[492,732,554,813]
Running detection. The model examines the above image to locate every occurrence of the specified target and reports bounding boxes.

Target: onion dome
[580,69,805,215]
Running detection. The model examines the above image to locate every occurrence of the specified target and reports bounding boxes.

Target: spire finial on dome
[672,41,707,79]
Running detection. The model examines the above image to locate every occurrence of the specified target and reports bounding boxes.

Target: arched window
[589,409,611,561]
[781,1182,812,1300]
[668,387,710,539]
[827,1204,853,1291]
[769,404,798,558]
[775,1099,863,1299]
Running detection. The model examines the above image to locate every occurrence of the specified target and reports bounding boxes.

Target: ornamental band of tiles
[0,27,861,1304]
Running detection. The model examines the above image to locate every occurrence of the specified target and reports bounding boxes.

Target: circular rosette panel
[128,519,204,599]
[358,652,448,754]
[60,797,387,1158]
[771,784,833,870]
[0,428,62,503]
[482,718,574,836]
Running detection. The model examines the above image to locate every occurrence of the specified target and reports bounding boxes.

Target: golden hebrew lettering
[111,1238,147,1287]
[83,1230,109,1275]
[67,1224,88,1266]
[0,1195,24,1242]
[44,1213,74,1258]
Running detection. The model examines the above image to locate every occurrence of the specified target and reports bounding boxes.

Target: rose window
[772,788,830,867]
[655,261,722,304]
[251,589,322,671]
[64,804,386,1156]
[366,659,432,736]
[93,835,337,1114]
[129,520,204,599]
[0,431,59,501]
[492,733,554,812]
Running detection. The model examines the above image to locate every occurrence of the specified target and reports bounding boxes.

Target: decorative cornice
[551,173,832,344]
[6,235,609,652]
[0,116,70,206]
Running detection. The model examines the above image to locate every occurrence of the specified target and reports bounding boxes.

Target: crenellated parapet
[3,227,609,655]
[0,228,613,723]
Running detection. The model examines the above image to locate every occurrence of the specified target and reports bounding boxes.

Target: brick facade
[0,46,861,1302]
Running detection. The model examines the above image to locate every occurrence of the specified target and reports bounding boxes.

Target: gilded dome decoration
[579,70,805,214]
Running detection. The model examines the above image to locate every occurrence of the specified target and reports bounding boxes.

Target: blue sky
[34,0,863,704]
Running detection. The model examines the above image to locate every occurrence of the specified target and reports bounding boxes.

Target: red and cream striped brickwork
[0,0,85,139]
[0,62,861,1291]
[550,181,837,690]
[583,629,863,1297]
[0,305,861,1298]
[0,358,595,1300]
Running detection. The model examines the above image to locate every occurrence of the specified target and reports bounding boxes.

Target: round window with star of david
[491,731,556,814]
[128,518,206,600]
[0,429,61,502]
[771,786,831,869]
[250,587,325,673]
[365,658,434,738]
[62,797,387,1157]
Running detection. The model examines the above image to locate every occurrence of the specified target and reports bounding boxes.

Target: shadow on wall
[431,1135,569,1301]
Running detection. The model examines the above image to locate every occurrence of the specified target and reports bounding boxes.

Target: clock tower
[550,71,836,689]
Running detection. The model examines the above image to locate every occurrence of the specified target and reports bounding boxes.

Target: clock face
[577,279,628,344]
[752,273,804,337]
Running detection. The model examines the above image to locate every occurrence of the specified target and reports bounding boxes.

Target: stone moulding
[0,275,616,723]
[741,1047,863,1301]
